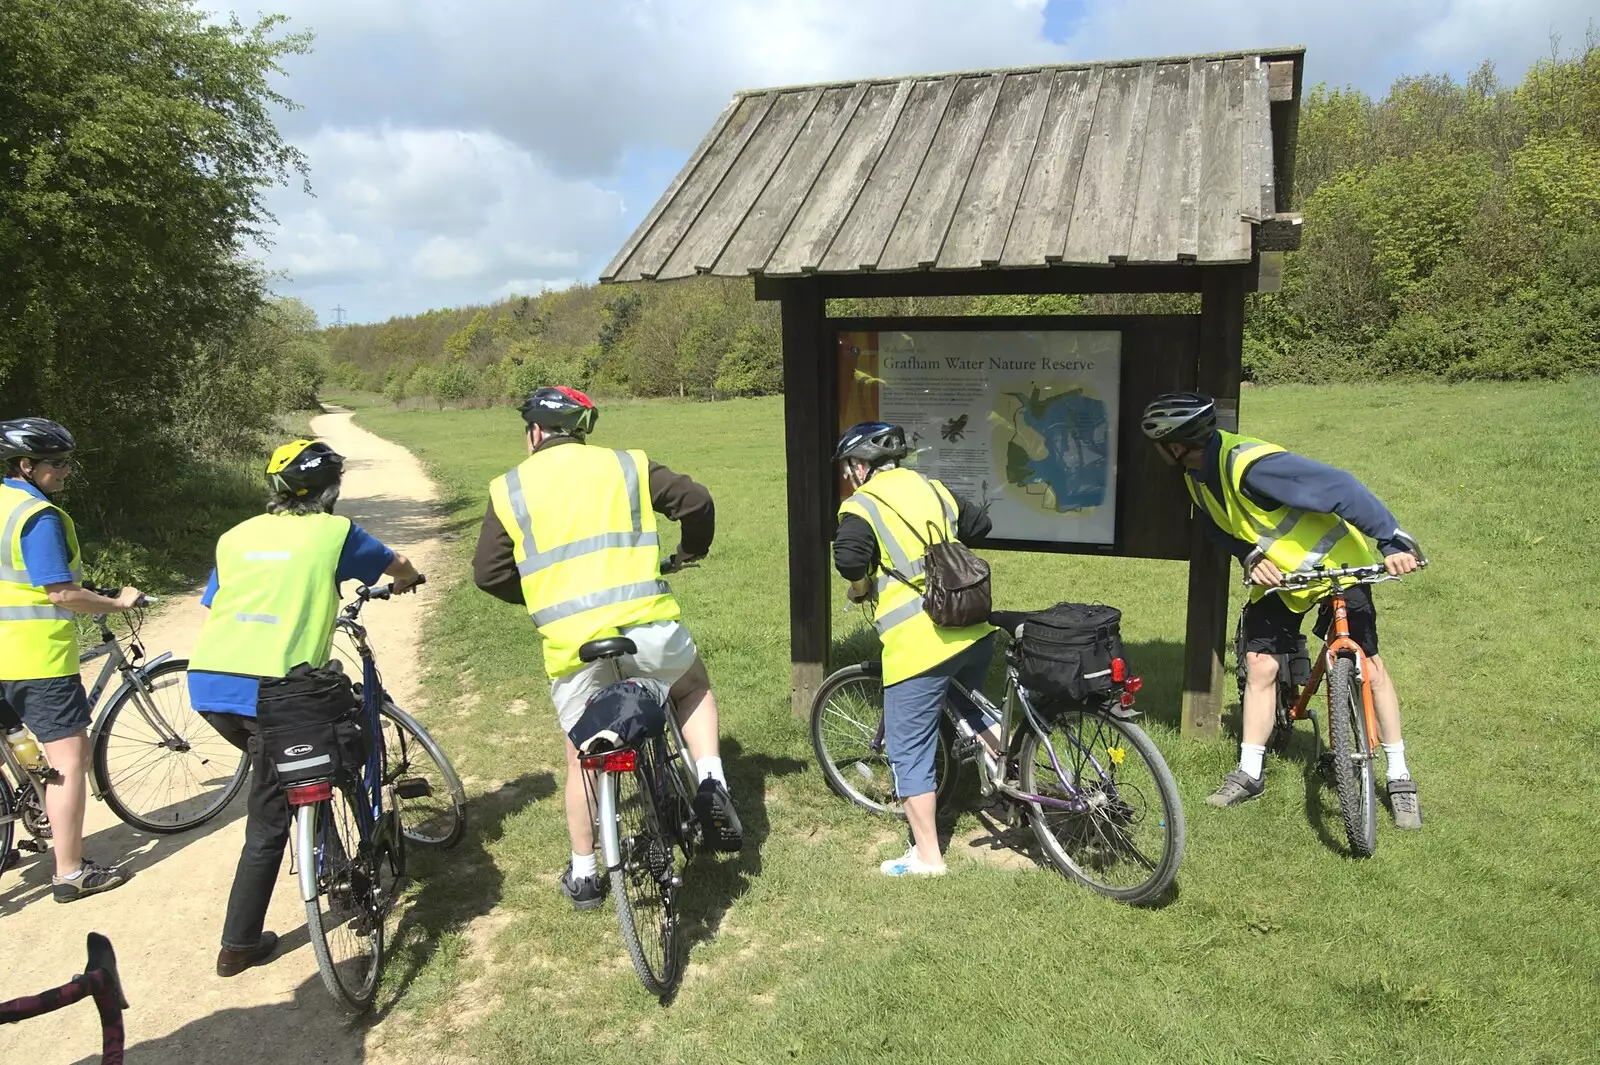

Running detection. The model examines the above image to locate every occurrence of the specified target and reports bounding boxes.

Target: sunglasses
[36,457,72,470]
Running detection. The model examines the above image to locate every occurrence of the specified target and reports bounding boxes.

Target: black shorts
[0,676,94,743]
[1240,584,1379,659]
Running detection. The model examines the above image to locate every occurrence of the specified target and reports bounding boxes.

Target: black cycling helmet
[0,418,76,462]
[519,385,598,437]
[835,422,909,465]
[1140,392,1217,446]
[266,439,345,497]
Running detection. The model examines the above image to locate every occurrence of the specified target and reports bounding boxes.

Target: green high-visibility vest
[487,444,679,679]
[0,484,83,680]
[839,467,992,686]
[1186,431,1377,613]
[190,513,351,678]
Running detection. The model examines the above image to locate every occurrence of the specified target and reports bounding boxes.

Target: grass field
[349,380,1599,1065]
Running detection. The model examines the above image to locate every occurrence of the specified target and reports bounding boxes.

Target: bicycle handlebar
[1261,557,1429,593]
[350,572,425,598]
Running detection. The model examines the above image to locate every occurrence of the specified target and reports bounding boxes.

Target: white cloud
[230,0,1595,321]
[264,126,622,318]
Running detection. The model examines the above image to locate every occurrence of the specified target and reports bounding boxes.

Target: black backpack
[256,663,369,785]
[1011,602,1126,701]
[859,485,992,629]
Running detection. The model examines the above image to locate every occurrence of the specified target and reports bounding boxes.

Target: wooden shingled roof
[602,48,1305,283]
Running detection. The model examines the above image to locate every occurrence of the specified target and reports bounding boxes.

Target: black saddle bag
[1014,602,1126,702]
[256,663,369,785]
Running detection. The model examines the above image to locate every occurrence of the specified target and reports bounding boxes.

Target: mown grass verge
[356,380,1598,1065]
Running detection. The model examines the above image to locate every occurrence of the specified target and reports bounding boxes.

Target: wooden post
[1182,266,1247,737]
[780,280,833,719]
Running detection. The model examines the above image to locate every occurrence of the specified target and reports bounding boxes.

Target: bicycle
[290,577,466,1014]
[0,932,128,1064]
[577,634,705,998]
[2,591,249,872]
[812,611,1185,904]
[1234,557,1427,858]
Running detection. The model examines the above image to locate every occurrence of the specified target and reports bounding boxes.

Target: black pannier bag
[1013,602,1127,701]
[256,663,368,786]
[568,678,670,756]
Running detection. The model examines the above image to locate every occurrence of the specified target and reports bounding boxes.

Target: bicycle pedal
[17,838,46,854]
[395,778,432,800]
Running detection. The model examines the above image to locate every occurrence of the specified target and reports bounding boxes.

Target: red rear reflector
[1120,691,1137,708]
[1111,657,1127,683]
[287,781,333,806]
[580,751,637,772]
[1126,676,1144,693]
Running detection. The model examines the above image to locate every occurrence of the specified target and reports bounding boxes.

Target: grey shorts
[549,620,700,731]
[0,676,93,743]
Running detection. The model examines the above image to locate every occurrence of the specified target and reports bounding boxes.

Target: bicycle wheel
[93,659,249,833]
[1326,656,1378,857]
[810,664,954,819]
[1019,709,1185,905]
[610,741,681,996]
[378,700,466,848]
[0,772,15,867]
[300,790,383,1014]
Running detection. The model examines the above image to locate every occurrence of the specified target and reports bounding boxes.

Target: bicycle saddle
[987,610,1030,638]
[579,637,638,663]
[85,932,129,1010]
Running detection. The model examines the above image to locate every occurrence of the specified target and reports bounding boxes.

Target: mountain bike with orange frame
[1244,555,1427,858]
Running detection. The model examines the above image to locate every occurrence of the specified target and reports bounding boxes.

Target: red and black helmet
[519,386,598,437]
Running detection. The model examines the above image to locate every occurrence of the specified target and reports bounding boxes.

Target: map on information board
[837,328,1121,546]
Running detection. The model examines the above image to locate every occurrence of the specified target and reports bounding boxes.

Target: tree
[0,0,311,487]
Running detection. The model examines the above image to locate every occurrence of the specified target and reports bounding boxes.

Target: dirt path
[0,410,445,1064]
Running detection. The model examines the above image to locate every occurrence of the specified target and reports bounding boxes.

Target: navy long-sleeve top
[1187,434,1410,562]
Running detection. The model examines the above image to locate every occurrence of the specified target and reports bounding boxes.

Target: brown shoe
[217,931,279,977]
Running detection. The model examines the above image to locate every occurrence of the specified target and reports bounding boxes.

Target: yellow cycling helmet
[266,439,344,497]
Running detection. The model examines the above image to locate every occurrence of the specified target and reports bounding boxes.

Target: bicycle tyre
[93,658,249,834]
[0,772,15,867]
[609,743,681,997]
[1326,656,1378,858]
[300,794,383,1014]
[1019,710,1185,905]
[379,700,466,849]
[809,663,955,819]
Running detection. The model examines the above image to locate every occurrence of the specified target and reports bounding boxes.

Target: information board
[837,327,1122,546]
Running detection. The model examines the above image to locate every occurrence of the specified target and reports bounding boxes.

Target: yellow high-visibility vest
[1186,430,1377,613]
[189,513,351,678]
[839,467,991,686]
[0,484,82,680]
[488,444,679,679]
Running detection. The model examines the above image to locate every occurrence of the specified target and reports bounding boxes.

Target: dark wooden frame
[762,264,1248,738]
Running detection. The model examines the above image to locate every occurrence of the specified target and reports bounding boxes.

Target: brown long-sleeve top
[472,435,715,606]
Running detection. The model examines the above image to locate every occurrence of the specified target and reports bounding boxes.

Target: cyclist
[473,386,742,911]
[833,421,1002,876]
[0,418,142,901]
[188,439,421,977]
[1140,392,1423,827]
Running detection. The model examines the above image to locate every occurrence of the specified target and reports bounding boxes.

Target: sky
[230,0,1596,325]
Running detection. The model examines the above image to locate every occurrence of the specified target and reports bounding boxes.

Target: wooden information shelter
[603,47,1307,736]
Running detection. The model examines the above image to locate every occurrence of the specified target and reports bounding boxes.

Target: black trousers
[200,712,289,951]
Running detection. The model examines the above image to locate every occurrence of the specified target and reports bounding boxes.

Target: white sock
[570,851,597,879]
[696,756,727,789]
[1238,743,1267,780]
[1382,742,1410,780]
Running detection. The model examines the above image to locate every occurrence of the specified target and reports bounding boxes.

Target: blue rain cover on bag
[567,678,670,755]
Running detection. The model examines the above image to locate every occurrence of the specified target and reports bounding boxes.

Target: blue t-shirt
[188,522,395,716]
[3,478,75,585]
